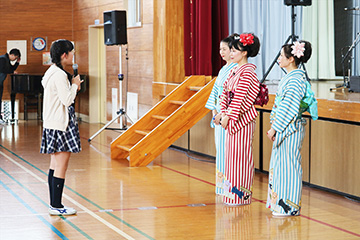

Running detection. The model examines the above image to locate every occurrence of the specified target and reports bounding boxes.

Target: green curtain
[302,1,336,79]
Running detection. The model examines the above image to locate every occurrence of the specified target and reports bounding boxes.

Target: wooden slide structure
[110,75,215,167]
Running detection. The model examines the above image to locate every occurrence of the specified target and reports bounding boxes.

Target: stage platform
[261,79,360,123]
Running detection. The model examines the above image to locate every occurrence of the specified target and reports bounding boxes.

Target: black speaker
[103,10,127,45]
[284,0,312,6]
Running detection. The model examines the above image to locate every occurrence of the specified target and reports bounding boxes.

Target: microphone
[72,63,78,76]
[344,6,359,11]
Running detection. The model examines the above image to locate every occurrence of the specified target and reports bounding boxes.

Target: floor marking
[156,162,360,238]
[0,179,69,240]
[1,167,93,240]
[0,211,87,218]
[138,206,158,210]
[99,209,114,213]
[300,215,360,238]
[0,145,155,240]
[0,150,136,240]
[155,163,216,186]
[73,169,87,172]
[188,203,206,207]
[5,140,360,239]
[101,203,217,212]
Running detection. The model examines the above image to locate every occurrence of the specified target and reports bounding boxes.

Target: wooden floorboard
[0,121,359,240]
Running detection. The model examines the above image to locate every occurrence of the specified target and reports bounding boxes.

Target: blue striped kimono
[266,69,308,215]
[205,62,236,194]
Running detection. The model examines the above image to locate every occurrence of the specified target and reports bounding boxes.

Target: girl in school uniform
[40,39,83,215]
[205,35,237,195]
[220,33,260,205]
[266,40,317,217]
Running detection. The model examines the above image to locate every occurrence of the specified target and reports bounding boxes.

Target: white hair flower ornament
[291,41,305,58]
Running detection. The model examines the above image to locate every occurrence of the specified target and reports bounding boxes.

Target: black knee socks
[52,176,65,208]
[48,169,54,206]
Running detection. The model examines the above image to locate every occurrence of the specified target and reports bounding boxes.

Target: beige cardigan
[42,64,78,131]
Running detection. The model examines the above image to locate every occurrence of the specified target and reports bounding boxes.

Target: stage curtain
[302,1,336,79]
[212,0,230,76]
[184,0,229,76]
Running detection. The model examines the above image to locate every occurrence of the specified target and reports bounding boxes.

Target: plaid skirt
[40,106,81,154]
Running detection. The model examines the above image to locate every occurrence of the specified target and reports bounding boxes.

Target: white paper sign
[7,40,27,65]
[127,92,138,122]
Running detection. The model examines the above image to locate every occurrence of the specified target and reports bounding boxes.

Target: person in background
[220,33,260,205]
[0,49,21,124]
[205,35,237,195]
[266,40,316,217]
[40,39,83,215]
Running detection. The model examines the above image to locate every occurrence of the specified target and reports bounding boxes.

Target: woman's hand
[213,113,222,125]
[221,114,229,129]
[267,128,276,141]
[72,75,83,91]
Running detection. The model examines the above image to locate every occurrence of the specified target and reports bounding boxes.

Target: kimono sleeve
[205,81,218,110]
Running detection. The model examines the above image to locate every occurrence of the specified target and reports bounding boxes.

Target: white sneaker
[49,206,77,216]
[272,211,291,217]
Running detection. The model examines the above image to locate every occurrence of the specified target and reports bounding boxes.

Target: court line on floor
[0,166,93,240]
[300,215,360,238]
[154,163,265,206]
[77,138,360,238]
[0,179,69,240]
[155,163,360,238]
[94,203,217,212]
[0,148,143,240]
[5,138,359,239]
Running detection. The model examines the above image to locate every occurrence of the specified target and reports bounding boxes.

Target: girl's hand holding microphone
[72,75,83,91]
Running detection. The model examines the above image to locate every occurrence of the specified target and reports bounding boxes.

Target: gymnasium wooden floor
[0,121,359,240]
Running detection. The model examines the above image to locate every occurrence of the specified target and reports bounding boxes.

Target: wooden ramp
[110,75,215,167]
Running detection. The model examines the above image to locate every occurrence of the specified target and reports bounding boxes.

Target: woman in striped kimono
[266,41,314,217]
[205,35,236,195]
[220,33,260,205]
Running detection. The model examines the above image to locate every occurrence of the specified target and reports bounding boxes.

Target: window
[126,0,141,28]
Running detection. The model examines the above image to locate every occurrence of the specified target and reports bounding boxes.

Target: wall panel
[189,112,216,156]
[311,120,360,196]
[154,0,185,83]
[72,0,154,119]
[0,0,73,117]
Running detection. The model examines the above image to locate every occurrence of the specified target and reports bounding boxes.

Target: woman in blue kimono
[266,41,317,217]
[205,35,236,195]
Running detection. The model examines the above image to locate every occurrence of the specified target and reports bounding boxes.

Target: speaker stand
[261,5,310,83]
[88,45,133,142]
[330,32,360,91]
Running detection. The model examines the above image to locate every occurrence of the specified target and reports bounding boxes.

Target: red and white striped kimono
[220,63,260,205]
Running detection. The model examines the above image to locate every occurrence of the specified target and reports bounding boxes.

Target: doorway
[88,25,107,124]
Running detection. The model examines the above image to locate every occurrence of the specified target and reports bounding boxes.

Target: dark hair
[282,40,312,66]
[50,39,74,69]
[221,34,235,47]
[9,48,21,58]
[229,33,260,58]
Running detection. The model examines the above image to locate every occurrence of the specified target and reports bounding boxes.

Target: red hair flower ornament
[291,41,305,58]
[239,33,254,46]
